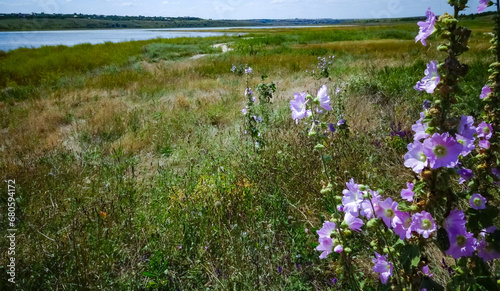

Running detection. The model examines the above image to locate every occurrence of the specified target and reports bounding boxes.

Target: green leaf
[400,244,420,273]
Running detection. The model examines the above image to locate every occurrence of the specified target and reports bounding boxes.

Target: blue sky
[0,0,494,19]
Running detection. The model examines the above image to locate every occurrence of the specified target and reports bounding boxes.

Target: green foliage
[143,43,219,62]
[400,244,420,274]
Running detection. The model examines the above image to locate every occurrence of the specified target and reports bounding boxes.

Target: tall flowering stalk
[312,1,499,289]
[402,1,499,289]
[290,81,361,289]
[240,67,265,151]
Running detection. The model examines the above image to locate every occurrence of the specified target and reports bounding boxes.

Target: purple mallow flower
[458,168,473,184]
[415,7,436,46]
[411,211,436,239]
[360,190,381,219]
[376,197,399,229]
[480,85,491,99]
[327,123,336,133]
[477,121,493,140]
[456,134,475,157]
[477,240,500,261]
[401,182,415,202]
[478,0,490,13]
[470,193,487,210]
[317,85,332,111]
[492,168,500,179]
[422,265,433,277]
[337,119,346,126]
[242,107,248,115]
[245,67,252,74]
[317,221,336,238]
[443,209,467,235]
[415,61,440,94]
[477,228,500,261]
[458,115,476,140]
[412,112,429,141]
[404,140,428,173]
[423,99,431,110]
[479,140,491,149]
[423,133,463,169]
[342,179,363,217]
[372,252,393,284]
[344,212,364,232]
[446,230,477,259]
[316,221,337,259]
[290,92,311,123]
[394,211,412,240]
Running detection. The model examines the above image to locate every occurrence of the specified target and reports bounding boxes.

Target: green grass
[0,20,498,290]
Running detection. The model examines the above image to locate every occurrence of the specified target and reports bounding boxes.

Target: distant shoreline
[0,16,354,32]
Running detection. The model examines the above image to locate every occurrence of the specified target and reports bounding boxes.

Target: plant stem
[367,198,404,290]
[310,109,361,291]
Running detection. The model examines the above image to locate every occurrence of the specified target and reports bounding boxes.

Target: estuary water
[0,25,335,52]
[0,27,244,51]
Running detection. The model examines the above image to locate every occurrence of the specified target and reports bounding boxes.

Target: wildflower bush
[307,1,500,290]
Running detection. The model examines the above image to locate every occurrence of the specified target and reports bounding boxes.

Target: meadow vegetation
[0,17,497,289]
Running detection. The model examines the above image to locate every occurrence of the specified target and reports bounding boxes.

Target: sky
[0,0,494,20]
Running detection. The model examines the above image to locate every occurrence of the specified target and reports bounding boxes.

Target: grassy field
[0,16,497,290]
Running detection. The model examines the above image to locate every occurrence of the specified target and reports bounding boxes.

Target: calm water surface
[0,26,335,51]
[0,25,348,51]
[0,27,242,51]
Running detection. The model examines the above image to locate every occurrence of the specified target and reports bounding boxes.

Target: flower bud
[429,108,440,116]
[308,130,317,137]
[410,205,418,211]
[477,163,488,171]
[320,187,332,194]
[359,185,367,191]
[437,44,449,52]
[344,247,352,253]
[383,247,389,253]
[367,219,378,229]
[389,247,395,253]
[344,229,352,237]
[370,240,378,247]
[315,144,325,150]
[421,170,433,180]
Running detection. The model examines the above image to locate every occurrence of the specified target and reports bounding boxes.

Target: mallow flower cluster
[317,179,441,284]
[289,84,333,124]
[403,107,495,176]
